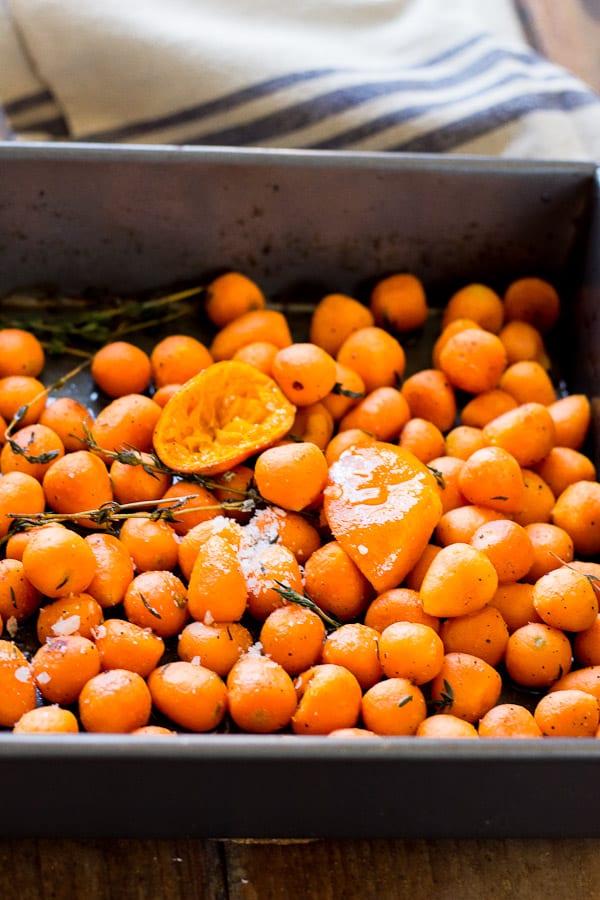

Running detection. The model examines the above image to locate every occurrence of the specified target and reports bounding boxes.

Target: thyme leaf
[139,592,162,619]
[431,679,454,712]
[427,465,445,489]
[6,437,60,466]
[331,382,365,399]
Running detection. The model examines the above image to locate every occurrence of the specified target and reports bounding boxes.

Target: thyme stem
[6,494,250,533]
[79,425,259,501]
[0,285,205,352]
[273,580,342,630]
[4,357,92,442]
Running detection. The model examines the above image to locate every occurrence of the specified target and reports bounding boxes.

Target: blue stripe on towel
[310,73,595,150]
[5,33,596,151]
[81,68,342,142]
[79,34,490,143]
[182,52,585,148]
[392,90,598,153]
[4,89,55,115]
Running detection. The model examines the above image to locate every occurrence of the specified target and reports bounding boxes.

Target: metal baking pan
[0,143,599,839]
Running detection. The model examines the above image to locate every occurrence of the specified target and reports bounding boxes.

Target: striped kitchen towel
[1,0,599,159]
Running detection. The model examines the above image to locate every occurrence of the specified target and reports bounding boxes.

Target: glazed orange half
[153,360,296,475]
[323,442,442,593]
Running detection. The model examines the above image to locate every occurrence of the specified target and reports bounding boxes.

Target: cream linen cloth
[1,0,599,159]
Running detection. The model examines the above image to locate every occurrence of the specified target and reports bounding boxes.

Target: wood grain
[0,839,227,900]
[224,839,600,899]
[2,837,600,899]
[517,0,600,93]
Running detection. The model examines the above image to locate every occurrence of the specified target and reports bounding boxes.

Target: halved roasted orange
[153,360,296,475]
[323,442,442,592]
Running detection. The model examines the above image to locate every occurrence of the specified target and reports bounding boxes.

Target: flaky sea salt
[52,615,81,636]
[14,666,31,683]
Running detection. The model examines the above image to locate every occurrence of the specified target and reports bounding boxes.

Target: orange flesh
[323,442,442,592]
[153,360,296,474]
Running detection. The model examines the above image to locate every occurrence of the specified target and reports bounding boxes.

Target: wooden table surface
[2,835,600,899]
[516,0,600,94]
[2,3,599,898]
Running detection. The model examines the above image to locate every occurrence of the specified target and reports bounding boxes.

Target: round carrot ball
[0,328,45,378]
[254,442,329,511]
[205,271,266,329]
[272,343,338,407]
[370,273,428,333]
[504,277,560,333]
[79,669,152,733]
[91,341,152,398]
[439,328,507,395]
[442,283,504,334]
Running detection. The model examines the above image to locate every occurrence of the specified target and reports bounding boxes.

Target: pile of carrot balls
[1,269,600,739]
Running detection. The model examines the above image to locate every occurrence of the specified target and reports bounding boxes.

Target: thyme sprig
[78,424,174,477]
[4,441,60,467]
[78,425,260,511]
[0,286,204,354]
[273,580,342,631]
[6,493,249,535]
[4,358,93,455]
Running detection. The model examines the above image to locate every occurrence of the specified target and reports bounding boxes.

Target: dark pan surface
[0,144,599,838]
